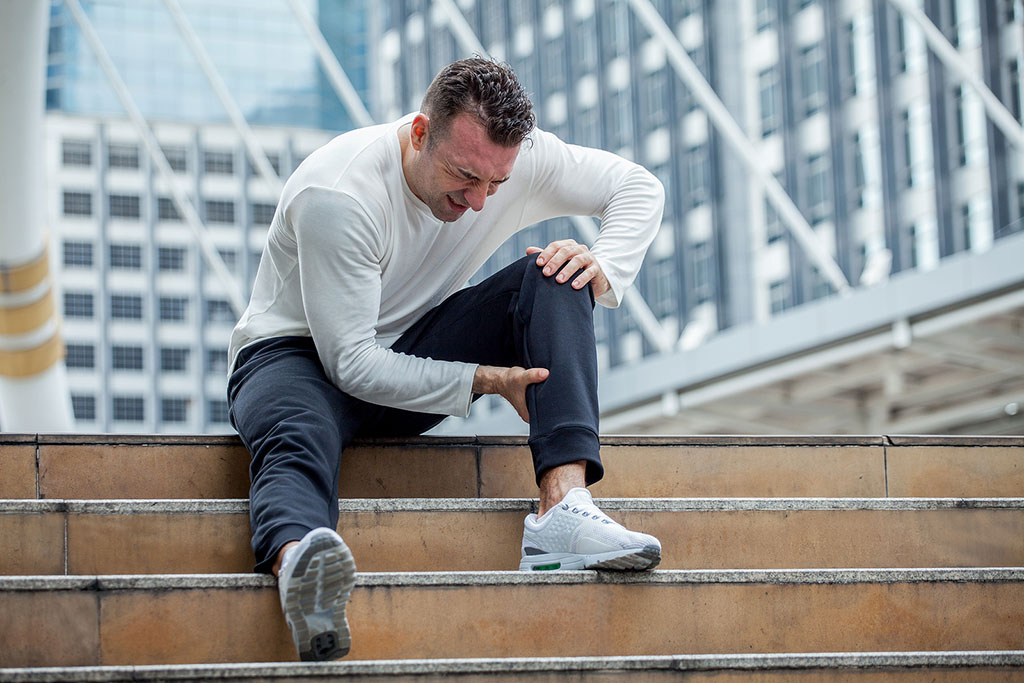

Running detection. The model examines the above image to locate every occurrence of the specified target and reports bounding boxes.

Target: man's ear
[409,114,430,151]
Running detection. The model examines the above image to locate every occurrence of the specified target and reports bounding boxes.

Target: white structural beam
[432,0,674,352]
[887,0,1024,154]
[285,0,375,129]
[63,0,246,315]
[0,0,73,431]
[626,0,852,296]
[161,0,282,196]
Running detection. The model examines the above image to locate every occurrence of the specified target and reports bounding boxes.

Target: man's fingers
[525,367,549,384]
[526,246,542,255]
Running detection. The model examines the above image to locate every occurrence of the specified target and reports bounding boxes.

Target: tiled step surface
[4,498,1024,575]
[4,652,1024,682]
[2,435,1022,500]
[2,570,1023,667]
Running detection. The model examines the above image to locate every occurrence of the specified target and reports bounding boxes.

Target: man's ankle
[273,541,301,577]
[537,461,587,516]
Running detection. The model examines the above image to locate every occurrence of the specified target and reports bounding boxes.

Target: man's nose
[465,184,487,212]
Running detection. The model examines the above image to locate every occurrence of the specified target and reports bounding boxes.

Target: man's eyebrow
[457,167,510,183]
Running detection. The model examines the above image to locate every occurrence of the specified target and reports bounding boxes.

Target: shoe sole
[519,544,661,572]
[282,532,357,661]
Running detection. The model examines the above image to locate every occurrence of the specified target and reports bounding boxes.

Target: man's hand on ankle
[473,365,548,422]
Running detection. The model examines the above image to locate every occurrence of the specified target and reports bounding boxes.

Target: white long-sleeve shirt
[228,113,664,418]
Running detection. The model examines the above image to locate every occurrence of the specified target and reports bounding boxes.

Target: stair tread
[4,567,1024,591]
[5,497,1024,513]
[3,650,1024,680]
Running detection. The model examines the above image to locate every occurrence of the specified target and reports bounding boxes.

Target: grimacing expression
[418,113,520,222]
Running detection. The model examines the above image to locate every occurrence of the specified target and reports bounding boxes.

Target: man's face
[412,113,520,222]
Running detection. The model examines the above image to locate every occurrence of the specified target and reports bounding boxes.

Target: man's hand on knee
[473,365,548,422]
[527,239,610,298]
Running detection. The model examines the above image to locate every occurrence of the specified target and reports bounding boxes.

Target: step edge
[25,433,1024,447]
[5,498,1024,514]
[2,651,1024,680]
[4,568,1024,591]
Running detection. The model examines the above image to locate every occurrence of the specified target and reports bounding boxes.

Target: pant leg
[377,255,603,485]
[227,336,375,573]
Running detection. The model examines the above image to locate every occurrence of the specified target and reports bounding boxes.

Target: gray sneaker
[277,527,357,661]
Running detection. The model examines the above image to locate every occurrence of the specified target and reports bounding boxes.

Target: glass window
[806,154,831,224]
[204,150,234,175]
[686,145,708,208]
[954,86,967,166]
[112,395,145,422]
[109,244,142,270]
[205,299,235,324]
[251,202,276,226]
[112,345,144,370]
[755,0,775,32]
[160,347,190,372]
[217,248,238,273]
[158,246,186,272]
[108,143,140,170]
[62,140,92,167]
[161,397,189,423]
[159,296,188,322]
[1008,58,1021,123]
[759,67,780,137]
[109,194,141,219]
[765,198,784,244]
[63,191,92,217]
[207,399,230,424]
[65,343,94,369]
[110,294,143,320]
[64,292,94,319]
[247,153,281,177]
[800,43,826,117]
[63,240,93,267]
[71,394,96,421]
[770,279,791,314]
[961,203,972,251]
[161,145,188,173]
[207,348,229,374]
[158,197,181,221]
[205,199,235,224]
[851,133,866,209]
[642,70,669,128]
[692,241,713,304]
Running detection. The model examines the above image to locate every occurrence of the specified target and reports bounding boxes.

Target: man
[227,58,665,662]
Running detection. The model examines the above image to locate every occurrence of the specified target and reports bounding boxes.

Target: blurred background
[1,0,1022,436]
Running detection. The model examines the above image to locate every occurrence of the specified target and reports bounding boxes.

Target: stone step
[4,498,1024,575]
[2,435,1023,500]
[3,651,1024,681]
[2,569,1022,667]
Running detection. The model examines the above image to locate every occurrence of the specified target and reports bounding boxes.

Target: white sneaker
[277,527,357,661]
[519,488,661,571]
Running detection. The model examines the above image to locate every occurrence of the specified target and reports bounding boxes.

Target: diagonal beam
[886,0,1024,153]
[161,0,282,196]
[626,0,852,296]
[432,0,674,352]
[285,0,374,129]
[63,0,245,314]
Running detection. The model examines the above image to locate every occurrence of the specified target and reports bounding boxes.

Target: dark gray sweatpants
[227,255,603,573]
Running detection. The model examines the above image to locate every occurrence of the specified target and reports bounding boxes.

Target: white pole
[0,0,74,431]
[887,0,1024,154]
[63,0,246,315]
[626,0,852,296]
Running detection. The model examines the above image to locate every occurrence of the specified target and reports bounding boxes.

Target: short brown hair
[421,58,535,148]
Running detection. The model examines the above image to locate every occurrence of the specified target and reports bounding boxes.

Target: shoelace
[561,499,616,525]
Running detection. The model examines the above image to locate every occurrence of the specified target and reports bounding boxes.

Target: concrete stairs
[1,434,1023,680]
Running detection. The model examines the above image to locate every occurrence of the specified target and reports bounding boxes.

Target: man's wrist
[472,365,503,395]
